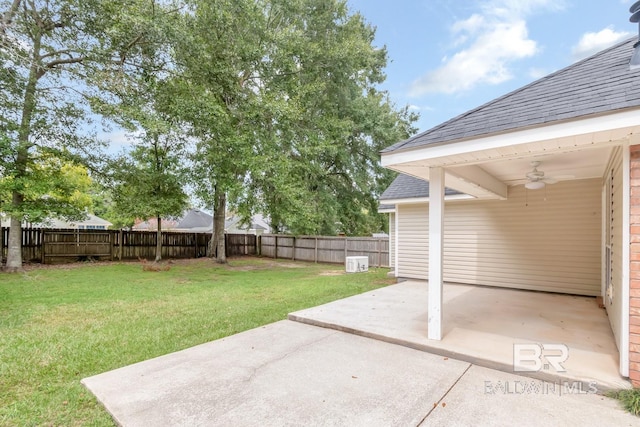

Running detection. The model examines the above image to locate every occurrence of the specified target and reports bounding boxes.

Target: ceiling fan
[524,161,558,190]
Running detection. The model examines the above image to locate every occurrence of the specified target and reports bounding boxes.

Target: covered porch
[289,280,630,390]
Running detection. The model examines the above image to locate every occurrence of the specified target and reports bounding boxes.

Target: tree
[173,0,263,263]
[0,0,175,271]
[110,136,188,262]
[0,152,93,225]
[175,0,416,264]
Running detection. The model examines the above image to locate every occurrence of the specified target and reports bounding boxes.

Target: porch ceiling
[381,112,640,199]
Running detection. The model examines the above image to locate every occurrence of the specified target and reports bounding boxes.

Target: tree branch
[0,0,21,34]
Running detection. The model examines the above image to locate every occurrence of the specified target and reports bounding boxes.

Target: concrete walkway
[82,320,638,426]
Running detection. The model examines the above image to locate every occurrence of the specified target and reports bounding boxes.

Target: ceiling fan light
[525,181,545,190]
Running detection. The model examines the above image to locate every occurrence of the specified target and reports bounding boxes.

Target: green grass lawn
[0,257,392,426]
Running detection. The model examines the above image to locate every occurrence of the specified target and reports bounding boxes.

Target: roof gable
[384,37,640,154]
[176,209,213,229]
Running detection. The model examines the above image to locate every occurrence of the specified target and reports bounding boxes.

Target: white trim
[381,109,640,167]
[381,194,475,205]
[378,208,396,213]
[428,167,444,340]
[621,143,630,378]
[394,209,399,278]
[601,183,606,299]
[447,165,508,199]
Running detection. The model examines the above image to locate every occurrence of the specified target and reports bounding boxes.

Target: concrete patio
[82,281,639,426]
[289,280,631,391]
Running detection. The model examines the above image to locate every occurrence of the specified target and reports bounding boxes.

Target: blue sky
[346,0,637,132]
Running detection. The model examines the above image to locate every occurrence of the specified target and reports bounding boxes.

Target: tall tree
[0,0,174,271]
[173,0,263,263]
[179,0,417,241]
[109,135,188,262]
[89,2,190,262]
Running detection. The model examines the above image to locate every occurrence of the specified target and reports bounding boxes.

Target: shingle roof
[383,37,640,154]
[176,209,213,229]
[380,174,462,201]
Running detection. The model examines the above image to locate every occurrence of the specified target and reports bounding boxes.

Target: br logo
[513,344,569,372]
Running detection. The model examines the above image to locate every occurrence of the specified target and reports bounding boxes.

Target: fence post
[344,237,348,263]
[119,229,123,260]
[41,230,46,264]
[109,230,115,261]
[274,235,278,259]
[314,237,318,263]
[378,238,382,268]
[257,234,261,256]
[1,227,4,266]
[292,236,296,261]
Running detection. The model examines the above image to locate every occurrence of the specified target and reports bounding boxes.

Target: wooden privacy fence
[0,228,256,265]
[259,235,389,267]
[0,228,386,266]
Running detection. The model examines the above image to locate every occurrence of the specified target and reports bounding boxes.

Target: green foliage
[608,388,640,417]
[0,258,392,425]
[110,140,188,223]
[0,151,92,223]
[88,184,136,229]
[177,0,417,236]
[1,0,416,269]
[0,0,177,268]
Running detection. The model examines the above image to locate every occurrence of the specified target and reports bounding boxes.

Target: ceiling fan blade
[542,178,558,184]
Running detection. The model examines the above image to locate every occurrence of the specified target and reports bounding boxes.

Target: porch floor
[288,281,631,391]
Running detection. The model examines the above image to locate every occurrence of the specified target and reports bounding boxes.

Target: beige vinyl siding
[397,204,429,278]
[396,178,602,296]
[607,147,624,350]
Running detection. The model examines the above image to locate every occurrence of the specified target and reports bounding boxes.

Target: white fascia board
[380,194,475,205]
[378,207,396,213]
[381,109,640,168]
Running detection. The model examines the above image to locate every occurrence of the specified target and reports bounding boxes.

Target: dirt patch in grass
[319,271,344,276]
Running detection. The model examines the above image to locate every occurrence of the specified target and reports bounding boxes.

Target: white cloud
[409,0,565,97]
[571,27,633,62]
[528,67,549,79]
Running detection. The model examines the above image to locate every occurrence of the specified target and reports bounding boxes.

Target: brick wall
[629,144,640,386]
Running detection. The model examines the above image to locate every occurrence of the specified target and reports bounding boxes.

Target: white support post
[428,167,444,340]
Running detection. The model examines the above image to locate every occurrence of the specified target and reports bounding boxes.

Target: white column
[428,167,444,340]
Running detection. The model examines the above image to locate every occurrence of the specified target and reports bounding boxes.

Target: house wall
[628,144,640,386]
[389,212,395,271]
[394,178,602,296]
[606,147,625,362]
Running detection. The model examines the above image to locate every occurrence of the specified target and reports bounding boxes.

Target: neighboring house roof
[2,214,113,229]
[380,174,463,201]
[133,218,179,231]
[176,209,213,229]
[68,214,113,227]
[225,213,271,232]
[383,37,640,154]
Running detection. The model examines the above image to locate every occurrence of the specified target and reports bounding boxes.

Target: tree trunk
[4,213,23,272]
[4,31,42,273]
[207,200,216,257]
[213,187,226,264]
[155,215,162,262]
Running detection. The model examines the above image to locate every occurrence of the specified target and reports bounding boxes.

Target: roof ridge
[386,36,637,153]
